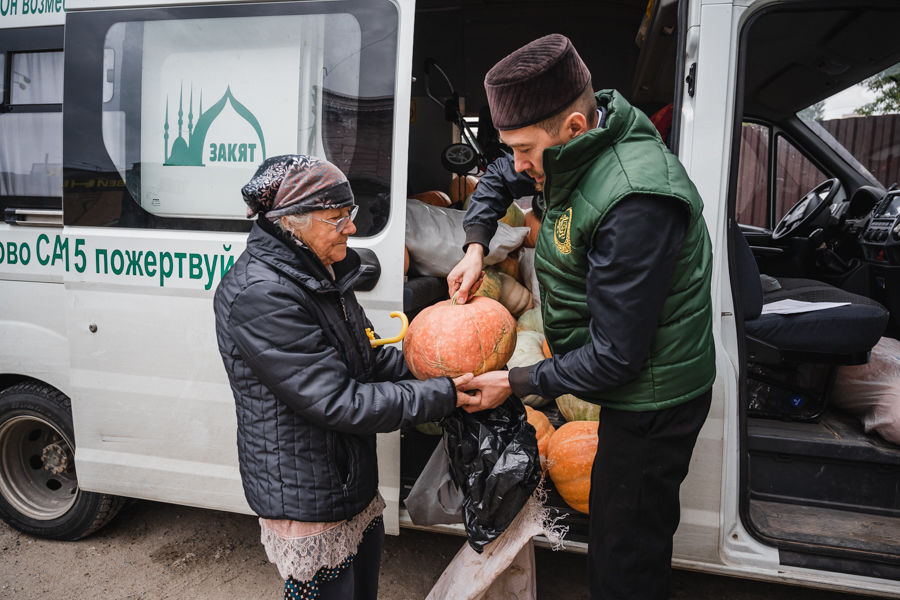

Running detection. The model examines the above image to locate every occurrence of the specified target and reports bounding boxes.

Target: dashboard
[861,189,900,264]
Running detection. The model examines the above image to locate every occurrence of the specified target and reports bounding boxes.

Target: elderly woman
[213,155,475,600]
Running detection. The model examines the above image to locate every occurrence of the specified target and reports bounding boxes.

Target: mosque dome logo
[164,83,267,167]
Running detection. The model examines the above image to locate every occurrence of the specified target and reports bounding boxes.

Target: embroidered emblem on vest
[554,207,573,255]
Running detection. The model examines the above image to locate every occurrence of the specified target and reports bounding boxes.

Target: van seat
[746,280,888,357]
[733,224,888,362]
[733,222,889,420]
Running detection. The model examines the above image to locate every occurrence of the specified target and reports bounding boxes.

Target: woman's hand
[452,373,481,409]
[457,370,511,413]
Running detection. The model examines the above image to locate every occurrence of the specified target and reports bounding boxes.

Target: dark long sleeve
[369,332,415,383]
[462,152,537,255]
[227,280,457,435]
[508,195,689,400]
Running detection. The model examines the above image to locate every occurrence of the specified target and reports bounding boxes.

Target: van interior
[399,0,900,581]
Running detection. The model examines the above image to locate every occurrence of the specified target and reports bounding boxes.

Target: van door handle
[685,62,697,97]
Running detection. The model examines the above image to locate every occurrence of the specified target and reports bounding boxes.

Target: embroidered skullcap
[484,34,591,130]
[241,154,354,221]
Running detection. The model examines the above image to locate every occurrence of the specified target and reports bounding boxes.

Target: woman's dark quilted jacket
[214,219,456,522]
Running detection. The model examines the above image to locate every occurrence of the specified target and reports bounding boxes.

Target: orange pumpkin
[525,406,555,469]
[524,210,541,248]
[547,421,598,514]
[403,296,517,379]
[449,174,479,207]
[410,190,452,208]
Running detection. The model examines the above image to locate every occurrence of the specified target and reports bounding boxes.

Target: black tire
[0,382,124,540]
[441,142,479,174]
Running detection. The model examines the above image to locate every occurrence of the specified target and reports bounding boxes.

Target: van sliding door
[61,0,412,532]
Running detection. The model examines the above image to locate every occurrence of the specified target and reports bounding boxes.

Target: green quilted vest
[534,90,715,411]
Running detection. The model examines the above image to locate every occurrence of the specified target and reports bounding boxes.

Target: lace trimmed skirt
[259,494,386,582]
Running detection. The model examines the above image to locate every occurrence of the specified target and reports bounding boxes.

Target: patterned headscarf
[241,155,355,221]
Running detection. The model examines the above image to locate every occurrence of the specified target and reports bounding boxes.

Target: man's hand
[447,244,485,304]
[457,370,511,413]
[452,373,481,409]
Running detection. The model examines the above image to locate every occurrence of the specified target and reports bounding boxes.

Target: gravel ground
[0,499,886,599]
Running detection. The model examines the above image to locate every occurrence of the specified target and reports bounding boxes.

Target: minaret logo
[163,83,267,167]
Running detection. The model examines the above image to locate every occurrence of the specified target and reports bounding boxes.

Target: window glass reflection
[97,4,396,235]
[0,113,63,197]
[11,52,64,105]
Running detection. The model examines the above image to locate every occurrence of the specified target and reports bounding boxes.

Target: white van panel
[0,2,64,28]
[0,225,69,392]
[672,375,725,565]
[61,228,249,510]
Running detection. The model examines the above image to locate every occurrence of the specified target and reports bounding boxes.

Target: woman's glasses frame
[314,205,359,234]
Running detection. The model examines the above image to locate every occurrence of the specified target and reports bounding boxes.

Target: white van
[1,0,898,595]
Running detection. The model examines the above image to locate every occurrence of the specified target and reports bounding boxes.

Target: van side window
[0,46,64,214]
[774,134,828,223]
[65,0,398,234]
[736,123,769,228]
[736,122,828,229]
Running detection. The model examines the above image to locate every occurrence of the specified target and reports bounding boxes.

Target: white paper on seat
[760,299,850,315]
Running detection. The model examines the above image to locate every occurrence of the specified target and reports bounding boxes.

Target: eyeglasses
[313,205,358,234]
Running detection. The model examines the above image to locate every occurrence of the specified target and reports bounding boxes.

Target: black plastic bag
[442,396,542,553]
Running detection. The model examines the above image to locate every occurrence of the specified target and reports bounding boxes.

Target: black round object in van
[441,143,479,174]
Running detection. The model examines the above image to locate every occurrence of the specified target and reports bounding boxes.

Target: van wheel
[0,382,124,540]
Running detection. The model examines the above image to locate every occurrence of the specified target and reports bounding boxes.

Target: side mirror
[354,248,381,292]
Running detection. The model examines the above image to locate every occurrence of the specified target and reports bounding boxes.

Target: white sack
[425,492,567,600]
[832,337,900,445]
[406,199,529,277]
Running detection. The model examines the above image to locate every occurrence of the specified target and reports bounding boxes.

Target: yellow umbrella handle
[366,311,409,347]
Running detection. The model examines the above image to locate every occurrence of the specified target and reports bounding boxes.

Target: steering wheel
[771,178,841,241]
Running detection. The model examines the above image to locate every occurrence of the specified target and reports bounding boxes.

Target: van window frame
[668,0,688,154]
[0,26,64,216]
[62,0,398,233]
[736,118,833,231]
